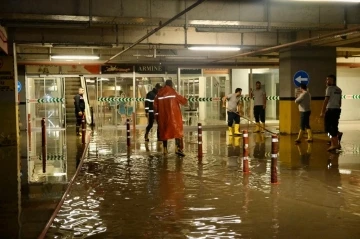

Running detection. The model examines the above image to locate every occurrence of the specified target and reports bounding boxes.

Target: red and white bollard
[126,119,130,147]
[81,115,86,144]
[271,134,279,184]
[242,130,250,173]
[41,118,47,173]
[198,123,203,160]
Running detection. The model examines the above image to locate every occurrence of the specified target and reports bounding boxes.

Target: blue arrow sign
[293,70,309,87]
[17,81,22,93]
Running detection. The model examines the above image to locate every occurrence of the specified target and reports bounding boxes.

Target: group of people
[74,74,343,154]
[295,74,343,151]
[222,81,267,136]
[145,80,187,157]
[222,75,342,152]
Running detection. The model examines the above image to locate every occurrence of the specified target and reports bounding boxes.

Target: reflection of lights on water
[188,207,215,211]
[339,169,352,175]
[98,149,112,155]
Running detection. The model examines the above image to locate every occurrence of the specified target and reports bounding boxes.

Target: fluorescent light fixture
[51,55,100,60]
[190,20,241,26]
[98,78,109,81]
[188,46,241,51]
[273,0,360,2]
[53,172,67,176]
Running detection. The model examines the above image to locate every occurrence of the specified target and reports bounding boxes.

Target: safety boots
[175,138,185,157]
[306,129,313,142]
[233,124,242,136]
[254,123,260,133]
[295,130,304,143]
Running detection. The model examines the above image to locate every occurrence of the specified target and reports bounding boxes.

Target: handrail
[38,133,91,239]
[80,76,92,124]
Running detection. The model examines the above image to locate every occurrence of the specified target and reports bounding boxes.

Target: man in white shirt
[250,81,266,133]
[320,74,342,151]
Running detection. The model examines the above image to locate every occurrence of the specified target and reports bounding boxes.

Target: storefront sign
[180,68,202,74]
[61,65,100,74]
[135,65,165,74]
[203,68,229,74]
[101,65,133,74]
[0,25,8,54]
[25,65,61,74]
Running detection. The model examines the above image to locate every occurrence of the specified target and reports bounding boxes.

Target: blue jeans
[300,111,311,131]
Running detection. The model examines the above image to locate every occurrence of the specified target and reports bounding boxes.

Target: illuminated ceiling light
[51,55,100,60]
[273,0,360,2]
[188,46,241,51]
[189,20,241,26]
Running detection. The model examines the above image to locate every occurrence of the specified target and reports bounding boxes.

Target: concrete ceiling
[0,0,360,66]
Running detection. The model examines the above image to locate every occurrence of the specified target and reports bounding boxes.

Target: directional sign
[17,81,22,93]
[293,70,309,87]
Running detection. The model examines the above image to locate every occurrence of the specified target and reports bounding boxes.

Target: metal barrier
[126,119,130,147]
[81,116,86,144]
[28,114,31,152]
[41,118,46,173]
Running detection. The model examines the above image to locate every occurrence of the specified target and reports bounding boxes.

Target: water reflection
[45,130,360,238]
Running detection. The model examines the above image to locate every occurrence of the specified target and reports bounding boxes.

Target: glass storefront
[25,67,280,131]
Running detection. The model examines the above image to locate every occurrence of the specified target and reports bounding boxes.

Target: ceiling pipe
[214,25,360,63]
[105,0,207,63]
[89,0,93,27]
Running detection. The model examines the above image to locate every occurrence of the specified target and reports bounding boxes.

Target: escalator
[64,77,91,126]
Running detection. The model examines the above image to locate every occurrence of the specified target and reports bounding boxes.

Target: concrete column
[279,47,336,134]
[0,54,21,237]
[232,69,249,95]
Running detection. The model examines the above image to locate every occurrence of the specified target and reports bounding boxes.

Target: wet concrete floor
[0,128,86,239]
[44,124,360,238]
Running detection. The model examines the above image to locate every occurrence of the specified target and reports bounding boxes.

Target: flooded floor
[45,124,360,238]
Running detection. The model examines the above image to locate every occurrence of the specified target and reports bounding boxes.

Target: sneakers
[175,149,186,157]
[338,132,343,144]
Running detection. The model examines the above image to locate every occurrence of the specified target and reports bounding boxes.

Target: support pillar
[279,47,336,134]
[0,52,21,237]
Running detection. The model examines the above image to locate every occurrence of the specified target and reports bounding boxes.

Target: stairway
[65,77,82,126]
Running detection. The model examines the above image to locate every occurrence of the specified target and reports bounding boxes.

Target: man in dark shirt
[74,87,85,136]
[145,83,162,141]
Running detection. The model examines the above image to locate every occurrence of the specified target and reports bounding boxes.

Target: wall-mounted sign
[203,68,229,74]
[25,65,61,74]
[135,65,165,74]
[17,81,22,93]
[101,65,133,74]
[180,68,202,74]
[61,65,100,74]
[0,57,14,91]
[293,70,309,87]
[0,25,8,54]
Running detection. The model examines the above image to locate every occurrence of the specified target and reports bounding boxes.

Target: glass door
[180,77,199,126]
[26,76,67,183]
[97,75,133,128]
[27,77,65,129]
